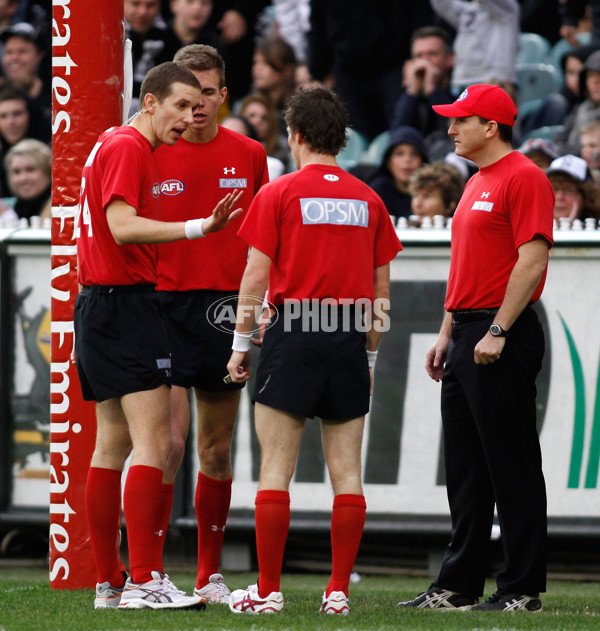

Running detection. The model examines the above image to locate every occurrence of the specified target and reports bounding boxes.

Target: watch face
[490,324,504,336]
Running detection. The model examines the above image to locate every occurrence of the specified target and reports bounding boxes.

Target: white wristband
[232,331,252,352]
[184,218,206,239]
[366,350,378,369]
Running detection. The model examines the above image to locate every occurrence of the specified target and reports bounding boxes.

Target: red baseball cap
[432,84,518,127]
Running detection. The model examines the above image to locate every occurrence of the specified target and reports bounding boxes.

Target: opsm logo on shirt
[300,197,369,227]
[220,178,248,188]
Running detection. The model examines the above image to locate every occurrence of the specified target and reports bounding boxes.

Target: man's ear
[486,120,498,138]
[142,93,158,113]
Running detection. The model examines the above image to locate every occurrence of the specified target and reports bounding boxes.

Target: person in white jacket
[430,0,520,96]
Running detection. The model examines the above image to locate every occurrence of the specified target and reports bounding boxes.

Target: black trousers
[436,307,547,597]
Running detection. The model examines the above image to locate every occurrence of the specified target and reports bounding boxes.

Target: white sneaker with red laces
[229,583,284,614]
[320,590,350,614]
[194,573,231,604]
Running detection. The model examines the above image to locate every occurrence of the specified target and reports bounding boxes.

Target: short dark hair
[140,61,200,104]
[173,44,226,88]
[0,85,28,105]
[411,26,452,53]
[284,87,348,156]
[478,117,514,144]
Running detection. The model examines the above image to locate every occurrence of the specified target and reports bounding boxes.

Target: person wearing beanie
[554,48,600,154]
[398,84,553,613]
[368,126,429,220]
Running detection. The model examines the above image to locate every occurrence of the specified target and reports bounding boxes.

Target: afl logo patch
[324,174,339,182]
[151,182,160,198]
[160,179,185,196]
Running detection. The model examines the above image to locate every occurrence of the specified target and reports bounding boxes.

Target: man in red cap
[397,84,554,612]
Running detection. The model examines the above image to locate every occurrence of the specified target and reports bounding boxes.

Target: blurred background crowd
[8,0,600,230]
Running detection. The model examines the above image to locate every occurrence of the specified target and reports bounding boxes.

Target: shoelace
[159,572,187,596]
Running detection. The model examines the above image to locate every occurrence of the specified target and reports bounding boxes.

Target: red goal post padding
[50,0,123,589]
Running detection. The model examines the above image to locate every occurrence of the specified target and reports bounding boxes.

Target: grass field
[3,567,600,631]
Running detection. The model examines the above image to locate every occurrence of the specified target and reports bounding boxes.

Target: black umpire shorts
[157,289,244,392]
[252,307,371,421]
[73,285,172,402]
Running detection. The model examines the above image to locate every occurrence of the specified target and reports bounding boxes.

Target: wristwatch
[489,323,509,337]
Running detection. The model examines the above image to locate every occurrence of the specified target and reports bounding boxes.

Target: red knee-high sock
[255,490,290,597]
[195,471,232,589]
[85,467,125,587]
[326,494,366,597]
[124,465,165,584]
[159,482,174,555]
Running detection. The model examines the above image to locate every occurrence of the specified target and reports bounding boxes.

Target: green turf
[2,569,600,630]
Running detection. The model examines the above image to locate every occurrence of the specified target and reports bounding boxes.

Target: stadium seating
[363,130,390,166]
[517,32,551,65]
[516,63,561,120]
[338,127,368,170]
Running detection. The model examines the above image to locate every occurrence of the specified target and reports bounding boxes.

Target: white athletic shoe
[118,571,207,610]
[229,583,284,614]
[194,573,231,604]
[94,572,127,609]
[320,590,350,615]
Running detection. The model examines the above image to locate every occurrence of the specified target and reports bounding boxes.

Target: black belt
[451,308,499,324]
[80,284,156,295]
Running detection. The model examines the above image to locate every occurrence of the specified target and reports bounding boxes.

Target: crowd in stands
[12,0,600,229]
[0,0,51,225]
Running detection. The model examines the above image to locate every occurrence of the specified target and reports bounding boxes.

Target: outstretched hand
[202,189,244,234]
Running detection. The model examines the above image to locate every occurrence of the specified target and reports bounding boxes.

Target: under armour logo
[224,167,236,175]
[154,529,164,537]
[211,525,226,532]
[481,191,490,199]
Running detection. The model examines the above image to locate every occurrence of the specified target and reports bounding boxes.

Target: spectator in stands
[518,137,559,170]
[163,0,227,64]
[238,91,290,169]
[390,26,455,162]
[0,0,18,59]
[307,0,434,141]
[560,0,600,46]
[522,44,599,135]
[124,0,179,115]
[368,126,428,220]
[0,85,48,196]
[0,22,50,131]
[220,113,285,179]
[207,1,270,104]
[272,0,310,65]
[580,118,600,182]
[4,138,50,221]
[554,49,600,155]
[430,0,520,98]
[408,160,464,220]
[252,36,296,131]
[546,153,600,221]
